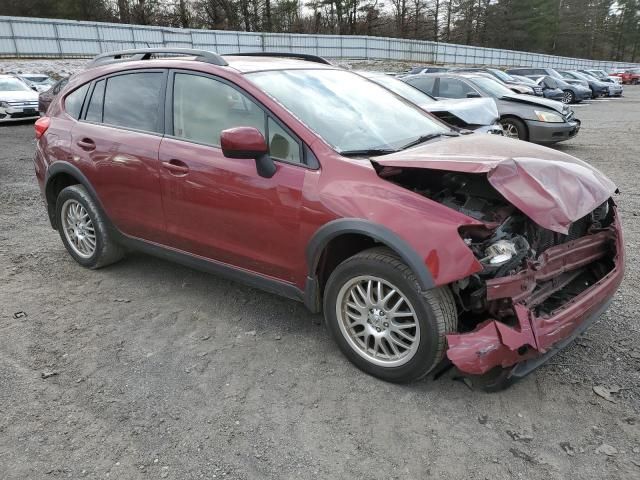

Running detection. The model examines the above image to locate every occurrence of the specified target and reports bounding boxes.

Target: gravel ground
[1,84,639,479]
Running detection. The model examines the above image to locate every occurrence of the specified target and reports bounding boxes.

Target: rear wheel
[323,248,457,383]
[56,185,123,269]
[562,90,575,104]
[500,117,528,141]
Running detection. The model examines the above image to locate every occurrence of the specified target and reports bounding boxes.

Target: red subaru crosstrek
[34,49,624,389]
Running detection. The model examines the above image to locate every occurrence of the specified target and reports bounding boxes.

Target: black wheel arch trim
[44,162,108,229]
[305,218,436,310]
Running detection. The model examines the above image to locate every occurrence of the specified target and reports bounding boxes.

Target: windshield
[362,73,436,106]
[513,75,537,86]
[468,76,514,98]
[488,68,514,82]
[249,69,449,153]
[0,77,32,92]
[23,75,49,84]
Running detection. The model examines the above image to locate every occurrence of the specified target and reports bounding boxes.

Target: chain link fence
[1,15,637,70]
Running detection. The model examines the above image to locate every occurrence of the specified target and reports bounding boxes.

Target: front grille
[6,101,38,108]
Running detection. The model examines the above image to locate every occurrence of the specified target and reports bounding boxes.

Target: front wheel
[323,248,458,383]
[562,90,575,104]
[500,117,528,141]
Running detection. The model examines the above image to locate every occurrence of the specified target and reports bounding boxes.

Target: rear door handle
[76,138,96,151]
[162,159,189,176]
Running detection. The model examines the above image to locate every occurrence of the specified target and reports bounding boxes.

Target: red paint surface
[220,127,268,157]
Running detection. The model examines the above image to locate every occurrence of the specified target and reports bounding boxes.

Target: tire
[323,247,458,383]
[500,117,528,141]
[55,184,123,269]
[562,90,575,104]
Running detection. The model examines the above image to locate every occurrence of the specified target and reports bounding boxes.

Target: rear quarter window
[64,84,89,119]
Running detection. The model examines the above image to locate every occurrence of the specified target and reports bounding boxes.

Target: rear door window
[64,84,89,119]
[102,72,163,133]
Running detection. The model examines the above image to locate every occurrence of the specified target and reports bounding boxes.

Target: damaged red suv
[34,49,624,389]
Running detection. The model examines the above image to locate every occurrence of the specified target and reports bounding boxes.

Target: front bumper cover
[526,118,581,143]
[446,211,623,379]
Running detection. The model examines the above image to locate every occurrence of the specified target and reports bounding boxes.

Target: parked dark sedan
[534,75,575,102]
[578,70,623,97]
[456,67,543,96]
[559,70,609,98]
[402,73,580,144]
[38,77,68,115]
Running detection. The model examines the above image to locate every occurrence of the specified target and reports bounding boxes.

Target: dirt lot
[1,88,639,480]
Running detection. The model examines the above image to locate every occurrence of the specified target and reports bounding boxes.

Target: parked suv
[35,49,624,389]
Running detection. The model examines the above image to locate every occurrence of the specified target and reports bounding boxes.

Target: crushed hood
[374,135,617,234]
[421,97,499,126]
[502,93,565,113]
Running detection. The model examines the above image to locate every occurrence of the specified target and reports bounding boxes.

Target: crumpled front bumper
[445,209,624,378]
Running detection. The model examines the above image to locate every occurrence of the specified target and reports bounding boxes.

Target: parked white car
[17,73,55,93]
[0,75,39,122]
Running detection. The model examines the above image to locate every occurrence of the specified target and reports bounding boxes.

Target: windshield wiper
[399,132,459,151]
[339,148,397,157]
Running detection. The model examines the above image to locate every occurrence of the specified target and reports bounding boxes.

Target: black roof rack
[88,48,228,67]
[223,52,332,65]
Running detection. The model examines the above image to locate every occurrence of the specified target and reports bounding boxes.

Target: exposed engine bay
[377,166,617,334]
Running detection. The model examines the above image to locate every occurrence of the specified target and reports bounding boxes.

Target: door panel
[71,122,165,242]
[69,70,166,242]
[158,137,305,281]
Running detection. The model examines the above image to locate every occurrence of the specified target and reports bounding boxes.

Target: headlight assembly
[534,110,564,123]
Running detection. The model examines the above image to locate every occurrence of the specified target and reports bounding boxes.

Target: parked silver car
[0,75,39,122]
[403,72,580,144]
[358,71,503,134]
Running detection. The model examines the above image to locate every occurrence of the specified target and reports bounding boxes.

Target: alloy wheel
[502,122,520,139]
[336,275,420,367]
[61,199,96,259]
[562,91,573,103]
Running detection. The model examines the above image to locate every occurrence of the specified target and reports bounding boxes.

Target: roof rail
[223,52,332,65]
[88,48,228,67]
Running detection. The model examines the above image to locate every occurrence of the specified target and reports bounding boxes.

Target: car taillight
[35,116,50,139]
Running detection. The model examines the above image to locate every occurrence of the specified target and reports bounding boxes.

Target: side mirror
[221,127,276,178]
[466,91,481,98]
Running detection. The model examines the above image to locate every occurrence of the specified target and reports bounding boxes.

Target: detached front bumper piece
[446,215,624,382]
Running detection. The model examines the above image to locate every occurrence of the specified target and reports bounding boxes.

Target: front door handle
[76,138,96,151]
[162,159,189,176]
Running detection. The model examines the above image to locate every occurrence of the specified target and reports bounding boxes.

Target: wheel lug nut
[383,322,389,327]
[376,327,381,332]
